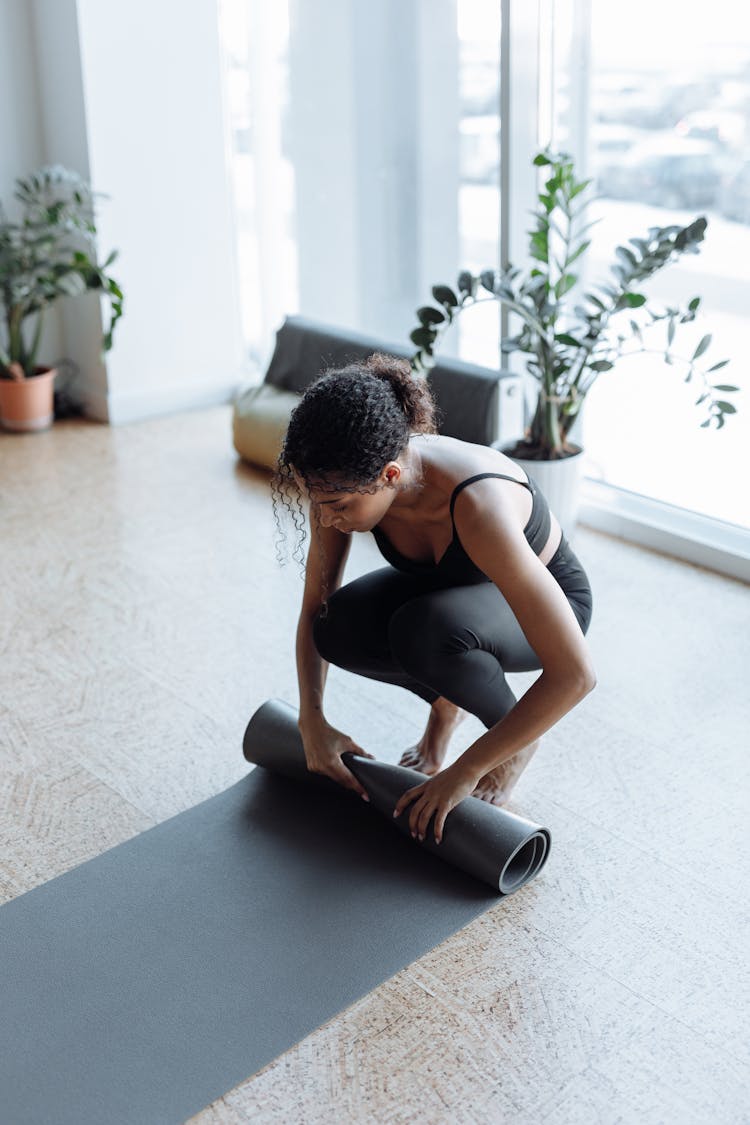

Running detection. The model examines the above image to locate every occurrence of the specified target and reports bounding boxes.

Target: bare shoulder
[416,432,532,533]
[416,433,528,486]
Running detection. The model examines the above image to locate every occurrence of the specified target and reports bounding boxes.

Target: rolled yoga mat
[0,699,551,1125]
[244,698,551,895]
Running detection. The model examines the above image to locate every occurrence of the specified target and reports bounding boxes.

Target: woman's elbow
[554,663,596,698]
[576,664,597,696]
[544,657,596,698]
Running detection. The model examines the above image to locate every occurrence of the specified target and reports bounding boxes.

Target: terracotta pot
[0,366,57,432]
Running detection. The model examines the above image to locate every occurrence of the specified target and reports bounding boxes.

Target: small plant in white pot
[409,149,738,529]
[0,165,124,432]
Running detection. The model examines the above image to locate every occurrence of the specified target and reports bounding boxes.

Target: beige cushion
[232,383,300,469]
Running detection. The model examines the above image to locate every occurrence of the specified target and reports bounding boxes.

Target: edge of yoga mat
[242,698,551,894]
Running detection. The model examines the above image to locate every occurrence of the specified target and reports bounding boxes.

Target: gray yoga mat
[0,698,551,1125]
[244,699,551,893]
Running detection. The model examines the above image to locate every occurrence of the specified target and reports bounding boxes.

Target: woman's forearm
[454,670,596,782]
[296,611,329,727]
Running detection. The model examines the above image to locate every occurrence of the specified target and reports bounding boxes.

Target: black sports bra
[371,471,553,586]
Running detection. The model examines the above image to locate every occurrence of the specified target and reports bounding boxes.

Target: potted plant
[409,149,738,528]
[0,165,124,432]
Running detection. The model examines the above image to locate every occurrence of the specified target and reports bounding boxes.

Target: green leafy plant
[410,149,738,459]
[0,164,123,381]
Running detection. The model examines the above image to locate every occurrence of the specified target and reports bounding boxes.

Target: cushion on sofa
[232,382,300,469]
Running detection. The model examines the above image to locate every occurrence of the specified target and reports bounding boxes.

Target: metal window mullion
[499,0,542,441]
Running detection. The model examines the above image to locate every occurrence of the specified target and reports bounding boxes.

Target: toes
[399,748,444,776]
[473,783,510,806]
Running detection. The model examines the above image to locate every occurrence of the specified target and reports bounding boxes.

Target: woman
[273,353,595,848]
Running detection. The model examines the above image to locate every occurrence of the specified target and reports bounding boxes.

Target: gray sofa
[233,314,507,468]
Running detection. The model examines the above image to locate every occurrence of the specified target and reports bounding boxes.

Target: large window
[553,0,750,529]
[219,0,750,549]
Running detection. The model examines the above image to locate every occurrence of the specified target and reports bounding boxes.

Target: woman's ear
[382,462,402,488]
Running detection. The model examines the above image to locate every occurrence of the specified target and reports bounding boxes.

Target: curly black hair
[271,352,439,571]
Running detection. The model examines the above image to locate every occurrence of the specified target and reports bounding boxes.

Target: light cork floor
[1,406,747,1124]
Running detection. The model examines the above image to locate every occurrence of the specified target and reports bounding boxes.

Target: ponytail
[362,352,437,434]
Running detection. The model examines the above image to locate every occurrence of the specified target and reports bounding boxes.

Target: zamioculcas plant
[410,149,738,460]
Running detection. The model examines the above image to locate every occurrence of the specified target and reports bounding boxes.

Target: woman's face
[297,464,401,534]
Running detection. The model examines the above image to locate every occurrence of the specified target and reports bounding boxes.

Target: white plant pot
[502,445,585,538]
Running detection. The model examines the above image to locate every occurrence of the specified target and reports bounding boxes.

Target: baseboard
[81,380,244,426]
[577,478,750,583]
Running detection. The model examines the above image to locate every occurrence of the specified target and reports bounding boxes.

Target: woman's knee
[388,597,477,679]
[311,590,354,664]
[312,582,392,668]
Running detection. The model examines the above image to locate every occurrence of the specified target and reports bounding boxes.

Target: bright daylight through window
[219,0,749,534]
[553,0,749,528]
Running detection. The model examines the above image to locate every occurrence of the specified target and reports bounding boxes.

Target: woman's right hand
[299,717,375,801]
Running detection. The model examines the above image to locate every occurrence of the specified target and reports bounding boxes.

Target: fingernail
[361,794,369,802]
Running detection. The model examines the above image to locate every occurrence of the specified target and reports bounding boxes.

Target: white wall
[0,2,44,213]
[0,0,64,370]
[30,0,108,409]
[7,0,246,423]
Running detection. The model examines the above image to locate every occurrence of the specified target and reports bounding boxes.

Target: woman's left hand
[392,763,478,845]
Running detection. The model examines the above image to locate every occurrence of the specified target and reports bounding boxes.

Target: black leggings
[313,535,593,729]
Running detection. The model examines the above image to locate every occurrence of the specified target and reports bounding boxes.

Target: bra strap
[449,472,532,522]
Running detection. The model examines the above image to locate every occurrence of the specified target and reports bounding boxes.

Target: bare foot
[472,739,541,806]
[399,697,466,776]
